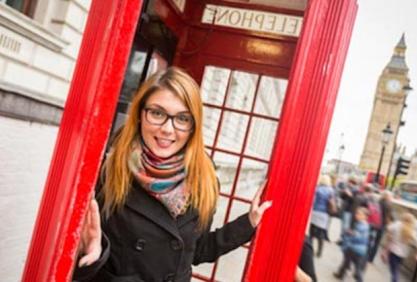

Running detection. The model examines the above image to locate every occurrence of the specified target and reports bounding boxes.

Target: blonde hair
[101,67,219,229]
[400,212,416,244]
[318,174,332,187]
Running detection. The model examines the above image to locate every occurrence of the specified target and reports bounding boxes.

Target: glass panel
[192,196,230,278]
[216,111,249,153]
[245,117,278,160]
[145,51,168,79]
[225,71,258,112]
[216,247,248,281]
[192,263,213,279]
[254,76,288,118]
[211,196,229,231]
[235,159,268,200]
[202,106,221,147]
[213,152,240,195]
[228,200,250,223]
[121,51,148,101]
[201,66,231,105]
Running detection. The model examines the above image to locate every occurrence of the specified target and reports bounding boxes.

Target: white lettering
[201,5,303,37]
[228,10,242,26]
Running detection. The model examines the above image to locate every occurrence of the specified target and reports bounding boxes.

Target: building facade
[0,1,91,280]
[359,35,410,178]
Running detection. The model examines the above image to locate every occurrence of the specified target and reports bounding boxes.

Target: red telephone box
[22,0,358,281]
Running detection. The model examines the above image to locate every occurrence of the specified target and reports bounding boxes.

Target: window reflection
[245,118,278,160]
[201,66,230,105]
[225,71,258,112]
[254,76,287,118]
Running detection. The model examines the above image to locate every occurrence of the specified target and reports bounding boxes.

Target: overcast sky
[323,0,417,165]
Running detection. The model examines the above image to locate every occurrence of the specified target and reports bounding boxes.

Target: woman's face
[140,89,193,158]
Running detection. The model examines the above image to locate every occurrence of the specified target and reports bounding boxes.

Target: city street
[315,218,411,282]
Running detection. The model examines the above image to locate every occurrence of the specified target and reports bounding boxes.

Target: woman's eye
[150,109,165,118]
[177,115,192,123]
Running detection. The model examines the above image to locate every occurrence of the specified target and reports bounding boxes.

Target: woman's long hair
[399,212,415,244]
[101,67,219,229]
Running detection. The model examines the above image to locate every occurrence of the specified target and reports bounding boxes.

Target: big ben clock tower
[359,34,410,176]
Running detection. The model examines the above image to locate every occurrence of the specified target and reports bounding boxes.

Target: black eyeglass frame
[143,107,195,132]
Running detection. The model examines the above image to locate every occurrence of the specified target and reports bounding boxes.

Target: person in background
[337,176,360,244]
[333,207,370,282]
[350,183,373,226]
[72,67,272,282]
[309,174,335,257]
[368,190,394,262]
[382,212,417,282]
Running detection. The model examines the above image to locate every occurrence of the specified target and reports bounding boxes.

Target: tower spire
[386,33,408,71]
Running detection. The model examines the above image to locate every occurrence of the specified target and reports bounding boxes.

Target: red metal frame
[245,0,358,281]
[22,1,143,281]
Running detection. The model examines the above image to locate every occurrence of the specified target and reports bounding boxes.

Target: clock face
[386,79,401,93]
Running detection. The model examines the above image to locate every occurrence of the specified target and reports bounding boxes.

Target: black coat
[73,182,255,282]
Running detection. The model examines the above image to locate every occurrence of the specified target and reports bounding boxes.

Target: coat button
[164,273,175,282]
[170,239,182,251]
[135,239,146,251]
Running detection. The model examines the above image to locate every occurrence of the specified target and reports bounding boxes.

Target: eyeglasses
[143,107,194,131]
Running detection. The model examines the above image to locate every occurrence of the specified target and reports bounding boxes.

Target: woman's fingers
[78,199,102,267]
[257,200,273,215]
[78,246,101,267]
[90,199,101,231]
[253,180,267,204]
[249,180,272,227]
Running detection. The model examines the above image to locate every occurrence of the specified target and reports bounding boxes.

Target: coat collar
[125,181,198,239]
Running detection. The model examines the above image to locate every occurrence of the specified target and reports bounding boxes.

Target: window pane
[203,106,221,147]
[229,200,250,222]
[216,111,249,153]
[254,76,288,118]
[201,66,230,105]
[192,262,213,279]
[235,159,268,200]
[225,71,258,112]
[216,247,248,281]
[213,152,240,195]
[245,117,278,160]
[192,196,230,278]
[211,196,229,231]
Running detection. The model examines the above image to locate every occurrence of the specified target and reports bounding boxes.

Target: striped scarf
[128,139,190,217]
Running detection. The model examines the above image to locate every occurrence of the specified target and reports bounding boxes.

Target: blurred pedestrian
[334,207,370,282]
[368,190,394,262]
[309,174,336,257]
[337,176,359,244]
[381,212,417,282]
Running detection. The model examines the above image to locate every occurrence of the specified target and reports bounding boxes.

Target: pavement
[314,218,412,282]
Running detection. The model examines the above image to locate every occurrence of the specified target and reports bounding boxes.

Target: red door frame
[22,0,357,281]
[22,0,144,281]
[245,0,358,280]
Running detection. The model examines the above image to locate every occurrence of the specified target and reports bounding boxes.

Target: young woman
[383,212,417,282]
[73,67,272,282]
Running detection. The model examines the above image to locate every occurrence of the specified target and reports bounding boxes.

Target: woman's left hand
[248,181,272,228]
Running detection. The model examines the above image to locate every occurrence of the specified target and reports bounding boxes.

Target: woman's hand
[78,199,102,267]
[248,181,272,228]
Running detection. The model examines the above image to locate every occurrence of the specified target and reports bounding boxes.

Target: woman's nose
[160,117,175,133]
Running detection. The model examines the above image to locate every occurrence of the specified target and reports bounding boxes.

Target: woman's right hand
[78,199,102,267]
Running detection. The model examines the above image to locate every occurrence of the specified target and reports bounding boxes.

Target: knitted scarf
[128,139,190,217]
